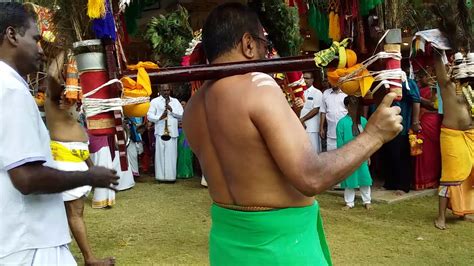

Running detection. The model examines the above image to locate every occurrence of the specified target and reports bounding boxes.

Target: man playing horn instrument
[147,84,183,182]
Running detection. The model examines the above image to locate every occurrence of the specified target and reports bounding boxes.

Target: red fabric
[79,71,116,135]
[386,58,402,101]
[413,87,442,190]
[288,0,307,15]
[286,71,306,99]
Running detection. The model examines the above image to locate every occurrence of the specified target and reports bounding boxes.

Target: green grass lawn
[73,176,474,265]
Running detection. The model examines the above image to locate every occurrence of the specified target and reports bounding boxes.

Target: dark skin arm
[252,85,402,196]
[300,107,320,123]
[412,102,422,132]
[420,98,437,111]
[85,158,94,168]
[319,112,327,139]
[8,161,119,195]
[45,51,65,103]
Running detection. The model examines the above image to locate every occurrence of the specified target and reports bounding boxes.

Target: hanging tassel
[328,0,342,41]
[329,11,335,40]
[87,0,106,19]
[92,0,117,40]
[329,12,341,41]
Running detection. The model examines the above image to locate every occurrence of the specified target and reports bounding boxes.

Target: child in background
[337,96,373,210]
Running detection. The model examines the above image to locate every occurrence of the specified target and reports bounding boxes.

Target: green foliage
[144,5,193,67]
[250,0,304,57]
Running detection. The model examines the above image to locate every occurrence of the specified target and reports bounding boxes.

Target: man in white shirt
[0,3,119,265]
[320,82,348,151]
[147,84,184,182]
[300,72,323,153]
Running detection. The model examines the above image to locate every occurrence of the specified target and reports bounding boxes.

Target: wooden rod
[123,55,336,84]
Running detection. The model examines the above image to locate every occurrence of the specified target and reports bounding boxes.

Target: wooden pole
[123,55,335,85]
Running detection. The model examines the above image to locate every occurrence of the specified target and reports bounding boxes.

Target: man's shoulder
[150,96,162,103]
[322,89,332,95]
[310,87,323,97]
[337,115,350,126]
[248,72,278,87]
[170,97,180,103]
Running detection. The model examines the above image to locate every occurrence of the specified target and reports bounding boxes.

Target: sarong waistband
[213,202,278,212]
[50,141,90,162]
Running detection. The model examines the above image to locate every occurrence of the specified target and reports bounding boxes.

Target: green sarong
[209,201,332,266]
[177,129,194,179]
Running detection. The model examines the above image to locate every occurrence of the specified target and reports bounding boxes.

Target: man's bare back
[184,72,313,208]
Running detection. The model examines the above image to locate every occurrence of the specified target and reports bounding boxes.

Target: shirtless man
[433,52,474,230]
[45,52,115,265]
[183,3,403,265]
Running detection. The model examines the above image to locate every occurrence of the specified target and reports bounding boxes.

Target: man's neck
[211,53,250,65]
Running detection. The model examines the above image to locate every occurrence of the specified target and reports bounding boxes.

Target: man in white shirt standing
[147,84,184,182]
[320,81,348,151]
[0,3,119,265]
[300,72,323,153]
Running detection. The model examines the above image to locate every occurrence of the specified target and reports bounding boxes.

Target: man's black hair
[202,3,262,62]
[344,95,358,107]
[344,96,350,106]
[0,2,37,44]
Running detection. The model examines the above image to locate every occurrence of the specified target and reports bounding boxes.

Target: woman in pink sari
[414,74,442,190]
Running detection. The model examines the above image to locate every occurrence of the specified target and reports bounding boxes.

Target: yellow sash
[50,141,90,162]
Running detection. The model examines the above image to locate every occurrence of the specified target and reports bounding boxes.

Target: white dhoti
[154,137,178,181]
[307,132,321,154]
[50,141,92,202]
[127,141,142,176]
[114,151,135,191]
[59,160,91,202]
[90,146,116,209]
[0,245,76,265]
[326,137,337,151]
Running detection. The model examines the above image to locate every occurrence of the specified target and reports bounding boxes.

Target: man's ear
[240,32,255,59]
[4,26,19,47]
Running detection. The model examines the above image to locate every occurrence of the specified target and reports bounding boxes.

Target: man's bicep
[250,86,313,184]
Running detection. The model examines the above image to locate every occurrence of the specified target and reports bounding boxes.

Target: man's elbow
[12,179,34,195]
[9,172,36,195]
[297,175,327,197]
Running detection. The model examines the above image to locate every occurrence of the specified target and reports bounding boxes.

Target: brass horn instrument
[161,98,172,141]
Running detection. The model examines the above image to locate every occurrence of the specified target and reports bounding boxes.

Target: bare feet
[364,203,372,210]
[394,190,406,196]
[434,218,446,230]
[341,205,353,211]
[85,257,116,266]
[462,214,474,222]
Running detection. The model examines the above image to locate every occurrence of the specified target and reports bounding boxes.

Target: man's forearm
[412,102,421,124]
[433,52,449,89]
[301,108,319,122]
[320,113,326,130]
[8,163,93,195]
[306,132,382,194]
